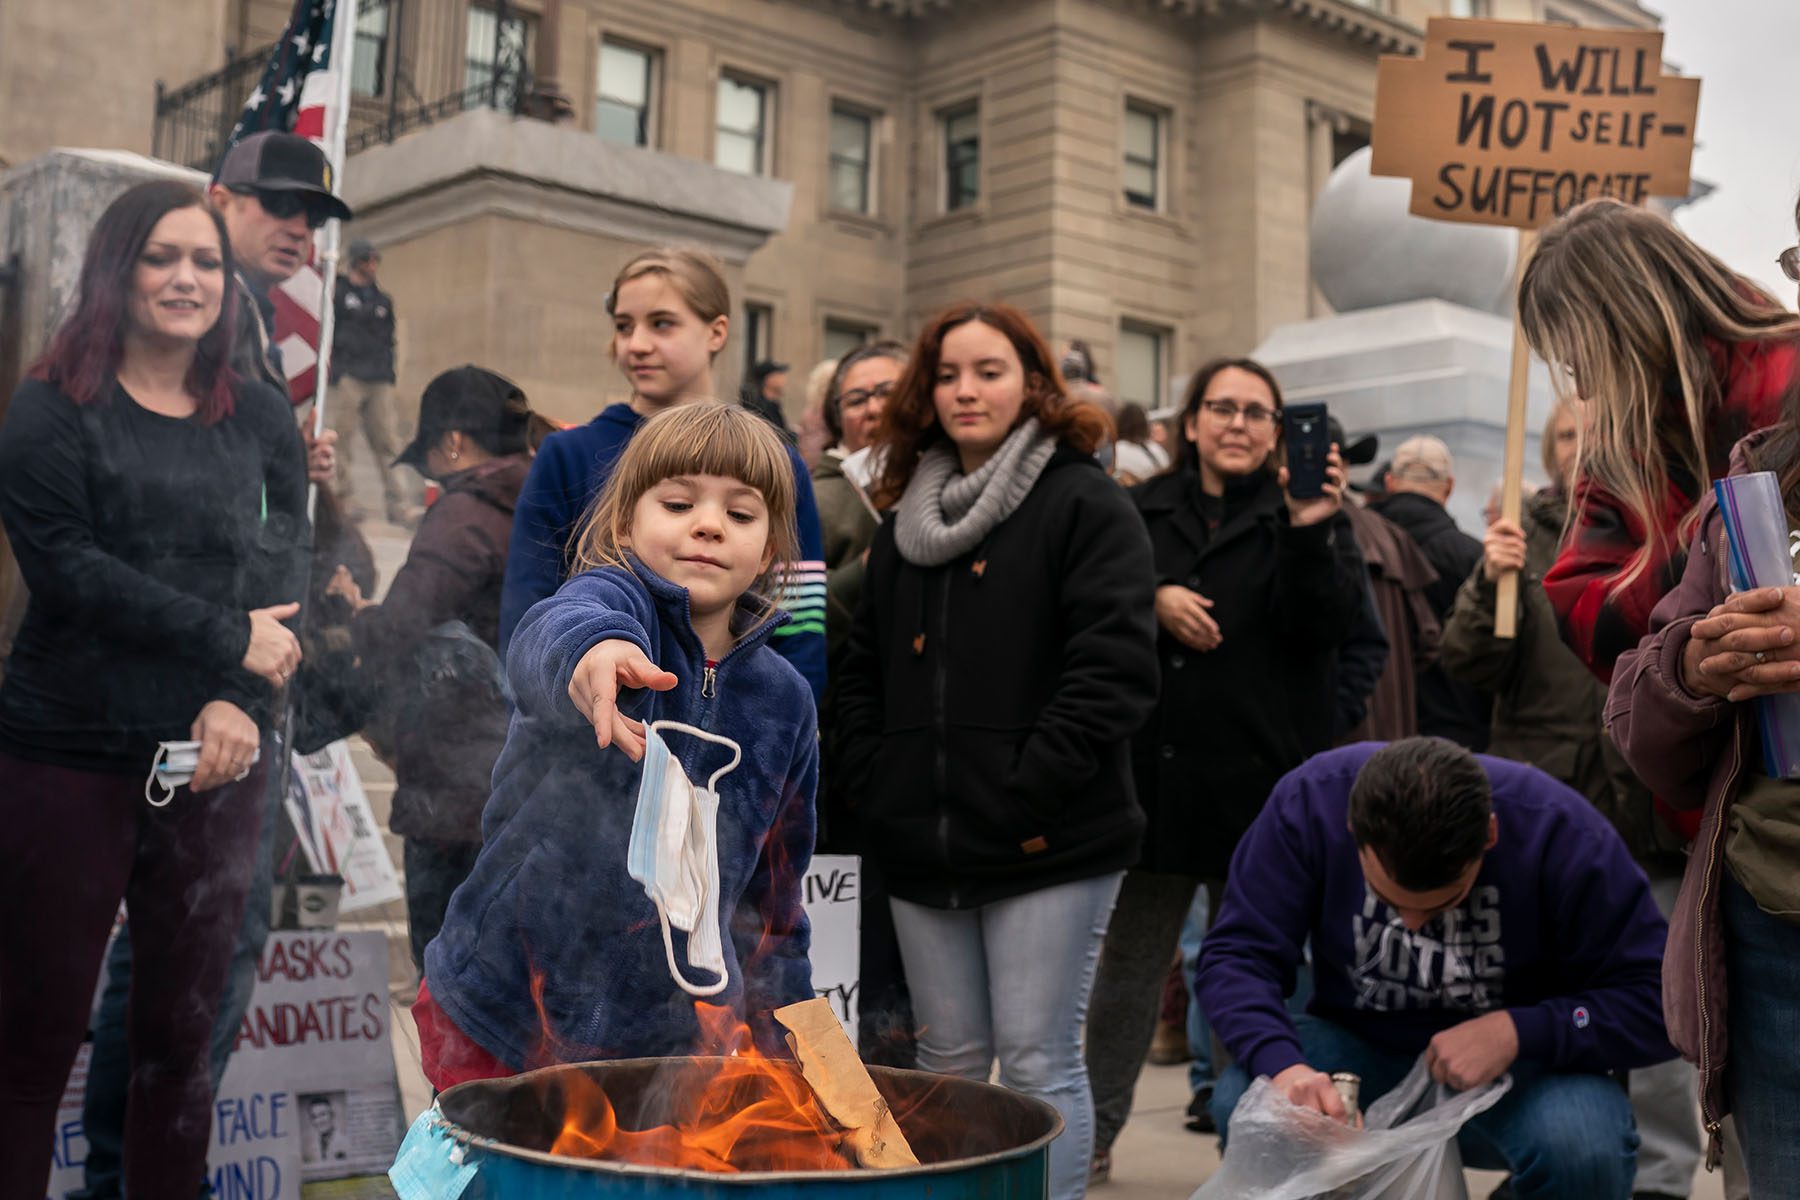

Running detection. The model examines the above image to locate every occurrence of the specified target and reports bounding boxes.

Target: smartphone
[1282,403,1331,500]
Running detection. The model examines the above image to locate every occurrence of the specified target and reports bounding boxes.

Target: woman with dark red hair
[0,179,309,1199]
[836,302,1158,1200]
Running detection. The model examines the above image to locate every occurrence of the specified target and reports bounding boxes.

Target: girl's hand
[569,639,679,760]
[1279,444,1346,528]
[242,602,302,687]
[1682,587,1800,702]
[1481,519,1528,584]
[1154,585,1222,652]
[190,700,259,793]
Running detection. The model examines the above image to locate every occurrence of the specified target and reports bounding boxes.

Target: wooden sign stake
[1494,228,1538,640]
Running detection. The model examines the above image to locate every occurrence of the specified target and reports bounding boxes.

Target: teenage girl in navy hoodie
[415,402,818,1087]
[498,248,826,700]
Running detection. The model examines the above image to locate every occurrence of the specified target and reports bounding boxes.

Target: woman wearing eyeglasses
[814,340,907,668]
[1085,356,1365,1179]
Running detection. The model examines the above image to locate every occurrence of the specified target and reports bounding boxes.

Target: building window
[596,41,656,147]
[742,302,774,380]
[1124,102,1163,211]
[1449,0,1490,14]
[824,319,877,362]
[466,4,536,109]
[717,75,771,176]
[829,106,874,214]
[1117,322,1168,410]
[352,4,389,98]
[941,102,980,212]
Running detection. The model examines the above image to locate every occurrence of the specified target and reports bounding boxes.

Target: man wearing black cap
[740,358,795,440]
[209,130,354,395]
[331,239,418,525]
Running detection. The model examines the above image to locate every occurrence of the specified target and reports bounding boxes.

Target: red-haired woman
[836,302,1158,1200]
[0,180,308,1198]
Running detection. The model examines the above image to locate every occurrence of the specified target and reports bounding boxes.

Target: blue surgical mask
[628,721,741,997]
[146,740,202,807]
[145,739,259,807]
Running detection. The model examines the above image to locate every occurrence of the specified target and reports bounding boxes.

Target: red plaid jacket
[1546,337,1798,837]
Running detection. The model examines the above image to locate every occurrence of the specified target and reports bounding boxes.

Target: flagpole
[306,0,359,523]
[276,0,359,861]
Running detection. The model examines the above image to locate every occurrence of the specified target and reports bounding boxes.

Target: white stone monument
[1252,146,1559,534]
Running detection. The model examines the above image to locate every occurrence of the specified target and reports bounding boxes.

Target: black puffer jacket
[1130,469,1366,878]
[836,445,1159,909]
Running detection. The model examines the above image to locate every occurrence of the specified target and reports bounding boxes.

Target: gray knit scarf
[893,418,1057,567]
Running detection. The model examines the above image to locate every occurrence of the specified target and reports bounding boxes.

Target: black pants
[404,837,482,975]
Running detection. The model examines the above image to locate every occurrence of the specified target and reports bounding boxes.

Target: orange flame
[549,1003,858,1172]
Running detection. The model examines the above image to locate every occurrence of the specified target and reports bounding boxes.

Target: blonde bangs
[570,403,800,609]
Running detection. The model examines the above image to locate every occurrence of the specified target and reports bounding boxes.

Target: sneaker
[1184,1087,1216,1134]
[1088,1149,1111,1186]
[1146,1020,1192,1066]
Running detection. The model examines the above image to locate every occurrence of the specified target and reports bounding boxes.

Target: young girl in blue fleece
[415,401,817,1089]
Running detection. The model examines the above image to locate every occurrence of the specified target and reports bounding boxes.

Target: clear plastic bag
[1193,1054,1512,1200]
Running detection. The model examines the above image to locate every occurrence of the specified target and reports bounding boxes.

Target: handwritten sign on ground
[1371,18,1699,228]
[802,854,861,1042]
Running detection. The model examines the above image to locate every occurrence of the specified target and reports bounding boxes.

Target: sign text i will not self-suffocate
[1372,20,1699,230]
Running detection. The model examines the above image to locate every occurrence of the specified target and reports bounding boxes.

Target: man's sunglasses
[235,187,332,229]
[1779,245,1800,284]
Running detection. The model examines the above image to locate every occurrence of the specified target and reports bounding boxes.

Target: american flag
[217,0,347,406]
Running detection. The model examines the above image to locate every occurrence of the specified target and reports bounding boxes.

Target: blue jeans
[1724,869,1800,1196]
[1210,1014,1637,1200]
[1180,886,1213,1092]
[890,872,1122,1200]
[75,747,281,1199]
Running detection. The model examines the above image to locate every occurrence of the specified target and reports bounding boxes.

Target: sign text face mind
[1371,18,1699,230]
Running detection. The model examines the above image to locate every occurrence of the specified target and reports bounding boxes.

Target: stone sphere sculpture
[1309,146,1519,316]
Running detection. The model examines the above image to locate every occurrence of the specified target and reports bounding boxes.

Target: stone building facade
[1,0,1659,423]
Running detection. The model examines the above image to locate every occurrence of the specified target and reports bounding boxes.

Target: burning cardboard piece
[773,998,919,1169]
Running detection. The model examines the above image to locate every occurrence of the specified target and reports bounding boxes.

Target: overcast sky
[1655,0,1800,306]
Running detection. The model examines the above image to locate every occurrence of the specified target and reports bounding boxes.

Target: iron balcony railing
[153,0,531,174]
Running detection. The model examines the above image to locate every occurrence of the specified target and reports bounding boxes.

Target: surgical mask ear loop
[144,745,176,808]
[646,721,743,792]
[644,721,742,998]
[654,901,730,997]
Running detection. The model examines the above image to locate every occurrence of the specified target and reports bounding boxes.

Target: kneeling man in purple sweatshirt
[1198,739,1675,1200]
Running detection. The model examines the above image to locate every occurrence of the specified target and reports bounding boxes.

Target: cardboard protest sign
[285,742,403,913]
[1372,18,1699,228]
[802,854,861,1042]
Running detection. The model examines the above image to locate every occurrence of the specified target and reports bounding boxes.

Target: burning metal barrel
[412,1057,1062,1198]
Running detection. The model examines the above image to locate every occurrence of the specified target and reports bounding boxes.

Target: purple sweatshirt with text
[1197,743,1675,1083]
